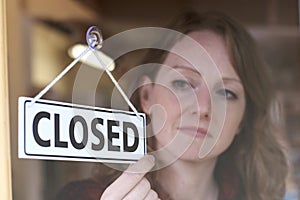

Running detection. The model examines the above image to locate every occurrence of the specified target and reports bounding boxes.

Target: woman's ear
[139,76,154,115]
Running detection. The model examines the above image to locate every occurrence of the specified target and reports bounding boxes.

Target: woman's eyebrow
[171,65,201,75]
[222,77,242,83]
[168,66,243,85]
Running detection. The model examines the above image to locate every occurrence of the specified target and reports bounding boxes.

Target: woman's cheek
[208,106,245,156]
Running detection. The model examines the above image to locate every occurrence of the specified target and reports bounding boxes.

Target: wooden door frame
[0,0,12,199]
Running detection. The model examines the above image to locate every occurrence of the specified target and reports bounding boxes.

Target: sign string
[29,46,91,106]
[92,50,140,118]
[30,26,141,120]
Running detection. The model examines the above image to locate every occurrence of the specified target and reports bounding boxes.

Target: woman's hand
[100,155,160,200]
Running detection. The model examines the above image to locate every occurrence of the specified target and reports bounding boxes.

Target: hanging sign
[18,97,147,163]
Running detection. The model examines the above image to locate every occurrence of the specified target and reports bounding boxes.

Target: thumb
[126,155,155,174]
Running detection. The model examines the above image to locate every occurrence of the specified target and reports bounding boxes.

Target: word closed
[18,97,146,163]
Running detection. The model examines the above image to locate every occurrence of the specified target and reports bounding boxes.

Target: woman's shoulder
[56,179,106,200]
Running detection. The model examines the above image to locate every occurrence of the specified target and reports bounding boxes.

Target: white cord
[29,34,141,121]
[92,50,141,120]
[29,47,91,106]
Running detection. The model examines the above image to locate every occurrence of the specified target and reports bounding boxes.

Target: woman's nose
[192,84,211,120]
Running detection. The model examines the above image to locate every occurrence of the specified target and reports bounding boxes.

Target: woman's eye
[216,89,238,100]
[171,80,192,90]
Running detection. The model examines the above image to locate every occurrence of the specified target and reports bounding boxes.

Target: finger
[144,189,159,200]
[101,155,155,199]
[122,178,151,200]
[125,155,155,174]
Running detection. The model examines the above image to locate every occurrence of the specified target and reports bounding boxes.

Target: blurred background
[6,0,300,199]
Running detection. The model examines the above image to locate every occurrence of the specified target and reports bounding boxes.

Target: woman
[57,11,288,200]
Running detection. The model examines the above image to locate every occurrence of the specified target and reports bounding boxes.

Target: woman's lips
[178,127,210,138]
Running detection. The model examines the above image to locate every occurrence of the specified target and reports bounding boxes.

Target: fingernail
[146,155,155,164]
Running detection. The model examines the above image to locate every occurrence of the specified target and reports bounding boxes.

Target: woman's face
[140,30,246,162]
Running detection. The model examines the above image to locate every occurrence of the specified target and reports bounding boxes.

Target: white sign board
[18,97,146,163]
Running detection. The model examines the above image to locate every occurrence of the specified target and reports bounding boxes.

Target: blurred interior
[6,0,300,199]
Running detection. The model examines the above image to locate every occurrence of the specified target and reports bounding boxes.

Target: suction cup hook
[86,26,103,50]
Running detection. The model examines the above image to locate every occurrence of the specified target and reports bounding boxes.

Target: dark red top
[56,176,241,200]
